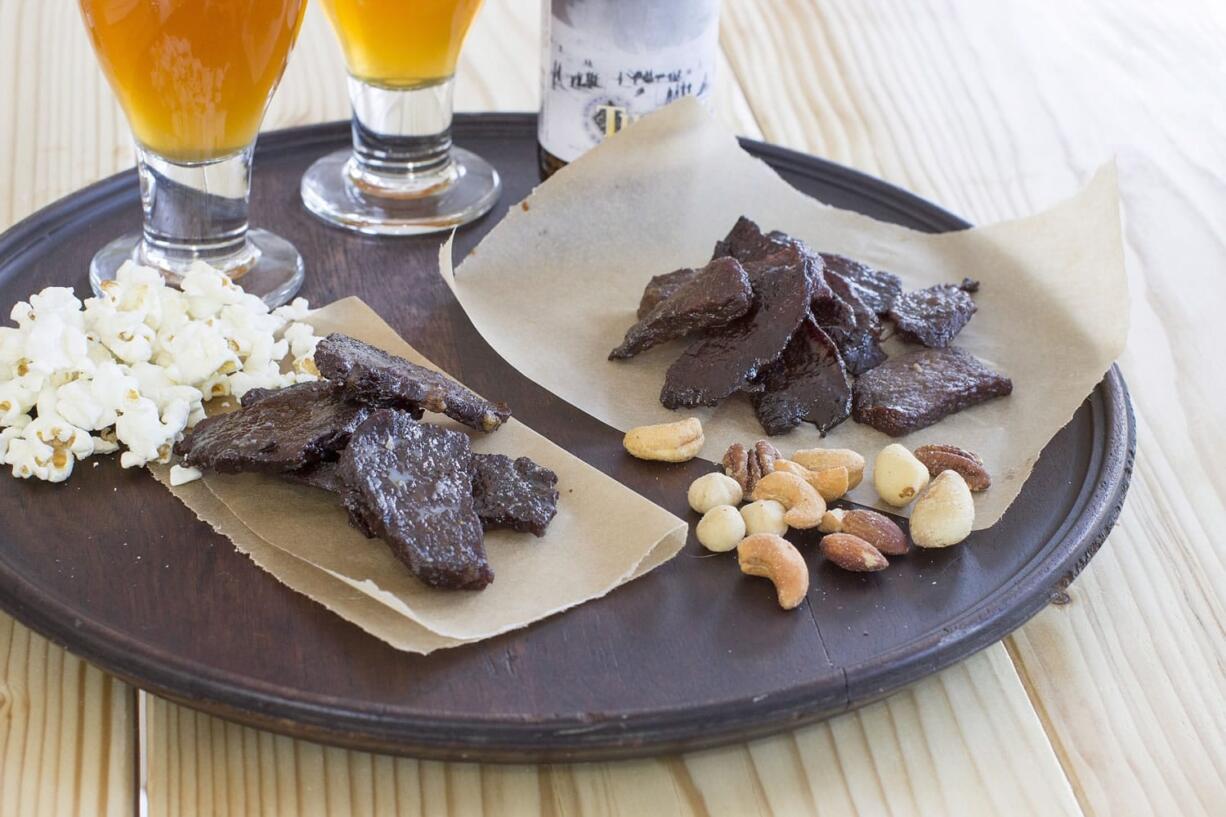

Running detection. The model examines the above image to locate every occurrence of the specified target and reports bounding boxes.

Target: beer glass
[301,0,501,235]
[79,0,308,306]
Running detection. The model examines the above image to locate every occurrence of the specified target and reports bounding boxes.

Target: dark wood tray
[0,114,1134,762]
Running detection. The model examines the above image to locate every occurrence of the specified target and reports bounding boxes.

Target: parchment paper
[441,99,1129,529]
[155,298,688,653]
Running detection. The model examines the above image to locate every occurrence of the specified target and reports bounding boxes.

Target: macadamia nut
[687,472,743,513]
[873,443,930,507]
[740,499,788,536]
[696,505,746,552]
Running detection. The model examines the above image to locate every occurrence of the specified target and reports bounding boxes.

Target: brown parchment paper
[154,298,688,653]
[441,99,1129,530]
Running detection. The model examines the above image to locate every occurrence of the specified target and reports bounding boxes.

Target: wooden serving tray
[0,115,1134,762]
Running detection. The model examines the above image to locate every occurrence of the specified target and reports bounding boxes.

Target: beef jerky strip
[637,267,703,319]
[174,381,370,474]
[471,454,559,537]
[751,318,852,436]
[611,257,753,359]
[819,253,903,316]
[816,268,887,375]
[315,333,510,432]
[852,347,1012,436]
[888,283,977,348]
[660,251,817,408]
[338,410,491,590]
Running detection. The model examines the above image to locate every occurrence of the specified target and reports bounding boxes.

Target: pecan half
[913,444,990,492]
[723,440,781,494]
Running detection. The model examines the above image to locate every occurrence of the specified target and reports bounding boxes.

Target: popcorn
[0,263,321,482]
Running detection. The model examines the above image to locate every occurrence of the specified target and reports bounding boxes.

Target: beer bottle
[538,0,722,178]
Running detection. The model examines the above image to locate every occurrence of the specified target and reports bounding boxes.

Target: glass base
[89,228,305,307]
[300,147,501,236]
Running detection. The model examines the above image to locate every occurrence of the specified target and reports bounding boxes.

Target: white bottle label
[539,0,720,163]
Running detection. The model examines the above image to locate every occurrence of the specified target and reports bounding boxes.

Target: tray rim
[0,113,1136,762]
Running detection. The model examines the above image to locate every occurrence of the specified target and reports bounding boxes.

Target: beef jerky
[239,387,278,408]
[338,410,491,590]
[637,267,703,319]
[888,284,977,348]
[751,318,852,436]
[819,253,903,316]
[712,216,796,263]
[284,460,346,494]
[660,252,817,408]
[817,269,887,375]
[852,347,1012,436]
[315,333,509,432]
[471,453,559,537]
[611,258,753,359]
[174,381,370,474]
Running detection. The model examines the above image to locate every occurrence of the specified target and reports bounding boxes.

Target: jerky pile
[175,333,558,591]
[611,217,1012,437]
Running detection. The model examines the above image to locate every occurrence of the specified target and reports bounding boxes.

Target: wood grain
[0,0,1221,814]
[143,648,1081,817]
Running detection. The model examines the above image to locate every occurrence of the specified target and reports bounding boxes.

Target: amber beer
[79,0,308,163]
[321,0,485,87]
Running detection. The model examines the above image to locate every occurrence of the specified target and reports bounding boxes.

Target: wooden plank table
[0,1,1222,814]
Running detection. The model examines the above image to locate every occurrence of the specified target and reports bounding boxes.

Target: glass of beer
[79,0,308,306]
[300,0,501,235]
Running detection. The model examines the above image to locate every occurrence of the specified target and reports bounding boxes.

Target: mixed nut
[621,414,989,611]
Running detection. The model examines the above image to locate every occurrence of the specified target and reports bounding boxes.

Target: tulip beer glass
[301,0,501,234]
[79,0,308,305]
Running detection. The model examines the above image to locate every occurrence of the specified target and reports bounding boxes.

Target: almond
[820,533,889,572]
[840,509,909,556]
[913,444,991,492]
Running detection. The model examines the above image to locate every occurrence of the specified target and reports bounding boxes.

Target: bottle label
[539,0,720,163]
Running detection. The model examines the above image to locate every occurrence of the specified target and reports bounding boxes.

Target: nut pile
[668,431,988,611]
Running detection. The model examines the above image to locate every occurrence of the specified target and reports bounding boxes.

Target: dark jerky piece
[852,347,1012,436]
[471,453,559,537]
[238,387,278,407]
[820,253,903,316]
[174,381,370,474]
[315,333,509,432]
[611,258,753,359]
[338,410,491,590]
[660,252,817,408]
[637,267,703,319]
[751,319,852,436]
[284,460,346,494]
[888,284,977,348]
[712,216,796,264]
[817,269,887,375]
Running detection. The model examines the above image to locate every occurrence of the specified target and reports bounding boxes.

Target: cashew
[737,533,809,610]
[740,499,788,536]
[873,443,930,507]
[773,459,849,502]
[909,470,975,547]
[750,470,825,529]
[818,508,846,534]
[695,505,746,552]
[687,472,743,514]
[623,417,704,462]
[791,447,866,489]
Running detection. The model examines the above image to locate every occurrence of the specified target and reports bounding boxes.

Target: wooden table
[1,1,1222,814]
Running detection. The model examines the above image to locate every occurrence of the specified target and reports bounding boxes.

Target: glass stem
[346,76,459,196]
[136,146,259,281]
